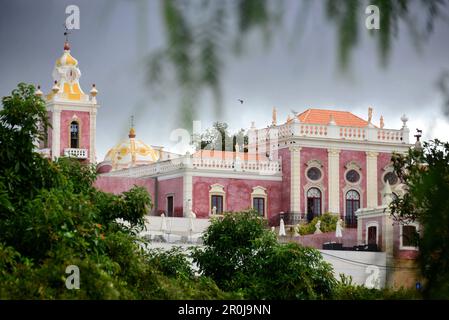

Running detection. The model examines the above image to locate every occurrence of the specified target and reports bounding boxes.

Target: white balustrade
[64,148,88,159]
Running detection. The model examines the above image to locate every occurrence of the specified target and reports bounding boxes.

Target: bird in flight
[237,99,244,104]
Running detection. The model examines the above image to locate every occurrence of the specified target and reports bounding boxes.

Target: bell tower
[42,39,99,163]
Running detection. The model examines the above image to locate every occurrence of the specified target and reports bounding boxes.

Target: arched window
[306,187,321,222]
[345,190,360,228]
[70,121,79,148]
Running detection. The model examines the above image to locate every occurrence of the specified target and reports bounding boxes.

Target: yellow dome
[56,41,78,66]
[56,51,78,67]
[104,132,160,170]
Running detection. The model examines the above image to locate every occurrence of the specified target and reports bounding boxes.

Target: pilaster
[366,151,379,208]
[328,148,341,214]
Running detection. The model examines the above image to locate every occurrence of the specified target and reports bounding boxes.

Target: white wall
[320,250,387,288]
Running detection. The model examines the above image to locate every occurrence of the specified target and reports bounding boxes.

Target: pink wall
[360,216,384,250]
[300,147,329,213]
[158,177,183,217]
[94,175,155,201]
[192,176,283,219]
[279,147,291,213]
[377,152,393,205]
[339,150,367,216]
[60,110,90,158]
[393,223,419,259]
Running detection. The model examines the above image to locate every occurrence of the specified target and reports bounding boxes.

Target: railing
[255,122,409,144]
[64,148,88,159]
[104,156,282,177]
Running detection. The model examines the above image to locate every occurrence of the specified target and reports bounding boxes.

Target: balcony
[64,148,88,159]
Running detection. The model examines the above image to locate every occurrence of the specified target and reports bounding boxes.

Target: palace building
[37,40,420,288]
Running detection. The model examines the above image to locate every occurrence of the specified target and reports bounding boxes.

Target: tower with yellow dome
[39,40,100,163]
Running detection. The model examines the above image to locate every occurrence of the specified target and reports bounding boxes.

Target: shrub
[192,210,338,299]
[297,212,339,235]
[332,274,421,300]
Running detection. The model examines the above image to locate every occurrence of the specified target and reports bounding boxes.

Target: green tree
[390,139,449,299]
[195,121,248,152]
[192,210,337,299]
[0,83,231,299]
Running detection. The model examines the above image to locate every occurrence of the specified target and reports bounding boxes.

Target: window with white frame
[209,184,226,214]
[400,223,419,250]
[251,186,267,217]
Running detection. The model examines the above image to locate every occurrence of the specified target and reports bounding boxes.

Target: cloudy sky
[1,0,448,161]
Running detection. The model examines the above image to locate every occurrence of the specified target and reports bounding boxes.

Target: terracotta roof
[290,108,369,127]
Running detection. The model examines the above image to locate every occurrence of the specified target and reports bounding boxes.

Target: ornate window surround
[68,114,81,149]
[303,183,325,215]
[382,165,399,186]
[209,184,226,214]
[251,186,268,218]
[344,161,362,186]
[342,185,364,218]
[305,159,324,183]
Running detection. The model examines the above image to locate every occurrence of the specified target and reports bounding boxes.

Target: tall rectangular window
[253,197,265,216]
[211,195,223,214]
[70,121,79,148]
[166,196,174,217]
[402,225,418,247]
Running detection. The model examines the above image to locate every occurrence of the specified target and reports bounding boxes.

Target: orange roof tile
[290,108,369,127]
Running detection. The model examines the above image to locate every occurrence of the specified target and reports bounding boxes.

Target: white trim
[276,138,410,154]
[305,164,324,183]
[209,184,226,215]
[191,171,282,181]
[183,172,193,217]
[365,221,379,245]
[344,165,363,186]
[157,173,184,181]
[399,222,420,251]
[303,183,326,216]
[342,186,363,218]
[381,167,399,187]
[251,186,268,218]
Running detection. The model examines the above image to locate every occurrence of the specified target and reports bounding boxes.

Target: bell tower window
[70,121,79,148]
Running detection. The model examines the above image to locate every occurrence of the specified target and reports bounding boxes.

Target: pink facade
[339,150,367,214]
[59,110,90,157]
[94,175,156,199]
[300,147,329,214]
[158,177,184,217]
[279,148,291,213]
[192,176,283,219]
[377,152,394,204]
[360,216,384,250]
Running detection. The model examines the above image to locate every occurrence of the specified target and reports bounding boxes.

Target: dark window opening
[70,121,79,148]
[166,196,174,217]
[402,225,418,247]
[345,190,360,228]
[306,187,321,222]
[211,195,223,214]
[253,197,265,216]
[368,226,377,245]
